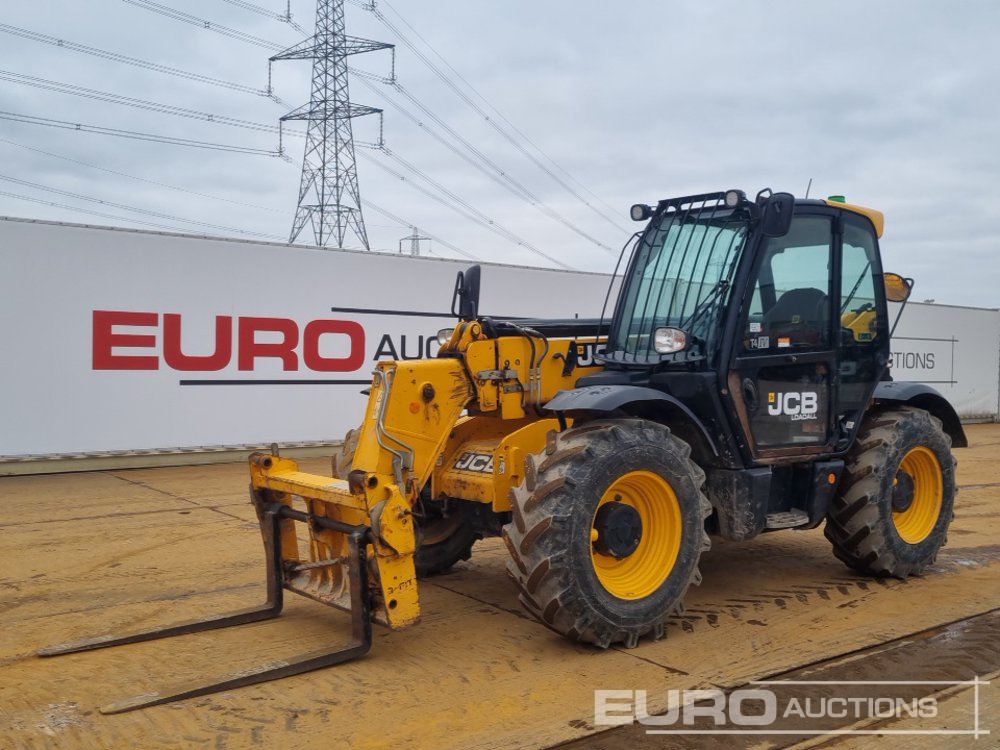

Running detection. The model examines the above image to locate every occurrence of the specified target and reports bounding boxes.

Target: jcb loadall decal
[768,391,820,421]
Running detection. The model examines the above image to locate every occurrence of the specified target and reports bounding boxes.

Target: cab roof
[797,198,885,238]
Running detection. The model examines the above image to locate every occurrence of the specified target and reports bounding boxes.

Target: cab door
[834,213,891,445]
[728,213,837,458]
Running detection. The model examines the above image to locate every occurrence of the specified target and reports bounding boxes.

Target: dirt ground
[1,425,997,750]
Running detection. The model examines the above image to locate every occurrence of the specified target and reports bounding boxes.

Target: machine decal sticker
[454,452,495,473]
[768,391,819,420]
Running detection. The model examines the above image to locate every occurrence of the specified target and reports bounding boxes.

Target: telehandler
[42,189,965,713]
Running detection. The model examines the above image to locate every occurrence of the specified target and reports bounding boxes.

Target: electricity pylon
[272,0,392,249]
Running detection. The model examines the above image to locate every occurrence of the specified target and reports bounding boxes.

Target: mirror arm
[890,297,908,339]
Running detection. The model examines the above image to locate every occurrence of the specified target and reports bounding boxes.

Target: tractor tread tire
[503,418,710,649]
[332,428,359,480]
[332,426,478,578]
[824,407,956,578]
[414,523,481,578]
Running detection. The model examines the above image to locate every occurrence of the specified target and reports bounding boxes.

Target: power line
[370,76,616,254]
[0,130,482,262]
[362,149,568,269]
[0,137,285,214]
[0,23,275,101]
[220,0,307,34]
[368,0,628,233]
[0,110,284,156]
[0,69,284,135]
[0,189,278,239]
[379,0,624,224]
[351,74,531,202]
[3,67,551,259]
[122,0,285,50]
[0,173,284,239]
[120,0,607,257]
[362,199,479,261]
[6,1,581,265]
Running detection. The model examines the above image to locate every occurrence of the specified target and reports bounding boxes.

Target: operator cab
[731,195,895,457]
[599,189,911,467]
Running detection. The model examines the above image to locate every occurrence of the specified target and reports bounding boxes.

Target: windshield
[606,198,750,364]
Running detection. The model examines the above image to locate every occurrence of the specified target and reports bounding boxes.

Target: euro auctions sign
[594,679,991,738]
[92,311,368,373]
[0,218,614,456]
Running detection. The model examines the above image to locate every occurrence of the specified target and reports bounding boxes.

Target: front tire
[503,419,711,648]
[825,407,956,578]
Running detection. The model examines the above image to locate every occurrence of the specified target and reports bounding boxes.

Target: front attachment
[38,480,376,714]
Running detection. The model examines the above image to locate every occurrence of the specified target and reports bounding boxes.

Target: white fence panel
[1,217,996,458]
[0,218,613,456]
[889,302,1000,419]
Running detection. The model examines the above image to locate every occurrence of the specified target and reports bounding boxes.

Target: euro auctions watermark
[595,678,991,738]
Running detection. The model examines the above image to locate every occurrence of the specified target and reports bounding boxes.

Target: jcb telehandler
[42,189,966,713]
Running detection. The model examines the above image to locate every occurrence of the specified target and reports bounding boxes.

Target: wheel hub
[892,471,916,513]
[593,501,643,559]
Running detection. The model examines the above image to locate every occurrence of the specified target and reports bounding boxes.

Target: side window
[840,218,883,344]
[743,216,833,352]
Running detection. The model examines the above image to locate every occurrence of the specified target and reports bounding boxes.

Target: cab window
[743,216,833,352]
[839,216,884,344]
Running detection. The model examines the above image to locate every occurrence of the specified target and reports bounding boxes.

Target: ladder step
[765,509,810,529]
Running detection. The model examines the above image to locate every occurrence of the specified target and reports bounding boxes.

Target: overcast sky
[2,0,998,307]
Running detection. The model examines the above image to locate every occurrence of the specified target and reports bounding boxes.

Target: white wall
[0,218,614,456]
[1,217,996,458]
[888,302,1000,419]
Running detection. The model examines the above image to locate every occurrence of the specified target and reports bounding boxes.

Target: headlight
[630,204,652,221]
[437,328,455,346]
[653,327,687,354]
[724,189,745,208]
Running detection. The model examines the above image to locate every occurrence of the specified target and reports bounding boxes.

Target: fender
[545,385,719,456]
[873,381,968,448]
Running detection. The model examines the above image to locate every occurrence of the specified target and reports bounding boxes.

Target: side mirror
[451,264,481,319]
[884,272,912,303]
[761,192,795,237]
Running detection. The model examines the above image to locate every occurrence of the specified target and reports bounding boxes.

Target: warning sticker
[777,337,791,348]
[749,322,762,333]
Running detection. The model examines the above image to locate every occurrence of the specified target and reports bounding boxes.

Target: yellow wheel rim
[591,470,682,600]
[892,447,943,544]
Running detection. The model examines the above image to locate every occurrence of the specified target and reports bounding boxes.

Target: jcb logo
[454,452,494,473]
[575,342,606,368]
[768,391,819,420]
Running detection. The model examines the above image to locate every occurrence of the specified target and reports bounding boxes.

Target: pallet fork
[39,477,376,714]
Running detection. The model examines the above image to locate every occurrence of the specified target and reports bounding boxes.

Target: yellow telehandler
[42,189,966,713]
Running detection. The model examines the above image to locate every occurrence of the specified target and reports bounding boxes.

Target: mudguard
[873,381,968,448]
[545,385,719,456]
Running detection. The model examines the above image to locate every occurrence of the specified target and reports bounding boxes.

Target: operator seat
[762,287,828,346]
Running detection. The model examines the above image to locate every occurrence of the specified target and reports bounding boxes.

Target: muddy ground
[1,424,997,749]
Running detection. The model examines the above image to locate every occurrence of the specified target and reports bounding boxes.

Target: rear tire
[333,427,479,577]
[332,427,360,480]
[412,506,481,577]
[824,407,956,578]
[503,419,711,648]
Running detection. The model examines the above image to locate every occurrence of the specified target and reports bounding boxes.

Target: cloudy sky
[2,0,998,306]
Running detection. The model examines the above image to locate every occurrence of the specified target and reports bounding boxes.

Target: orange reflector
[409,402,420,414]
[827,473,837,484]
